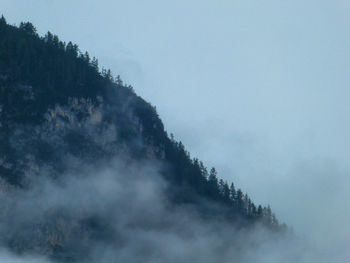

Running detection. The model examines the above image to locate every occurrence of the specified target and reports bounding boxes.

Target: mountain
[0,16,285,262]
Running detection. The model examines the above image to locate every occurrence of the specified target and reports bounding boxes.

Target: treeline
[0,16,285,231]
[0,15,134,122]
[163,136,284,230]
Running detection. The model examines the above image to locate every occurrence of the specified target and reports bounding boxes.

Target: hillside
[0,16,285,262]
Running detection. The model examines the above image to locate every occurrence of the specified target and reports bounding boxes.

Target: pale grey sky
[2,0,350,258]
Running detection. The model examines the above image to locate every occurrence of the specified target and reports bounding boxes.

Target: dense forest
[0,16,285,262]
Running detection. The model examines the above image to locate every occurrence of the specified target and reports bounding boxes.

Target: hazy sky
[2,0,350,257]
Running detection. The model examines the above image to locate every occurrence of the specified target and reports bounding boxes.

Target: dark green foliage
[0,16,283,233]
[0,21,111,120]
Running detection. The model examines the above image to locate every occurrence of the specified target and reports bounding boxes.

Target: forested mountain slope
[0,16,285,262]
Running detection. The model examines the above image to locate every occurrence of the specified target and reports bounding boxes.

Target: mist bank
[0,155,319,263]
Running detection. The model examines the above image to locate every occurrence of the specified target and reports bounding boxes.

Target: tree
[208,167,219,198]
[257,205,263,218]
[115,75,123,86]
[44,31,54,43]
[244,194,250,215]
[83,51,90,63]
[66,41,79,57]
[271,213,279,228]
[219,179,225,195]
[193,158,199,168]
[265,205,272,224]
[19,22,37,36]
[103,69,112,81]
[91,57,99,70]
[222,181,230,201]
[208,167,218,184]
[251,203,257,218]
[236,189,244,212]
[52,35,60,47]
[199,161,208,180]
[0,15,6,25]
[229,183,236,201]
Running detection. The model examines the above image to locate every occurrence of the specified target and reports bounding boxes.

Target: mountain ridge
[0,16,286,262]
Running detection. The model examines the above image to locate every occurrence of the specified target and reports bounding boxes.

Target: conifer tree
[219,179,225,195]
[236,189,244,212]
[199,161,208,180]
[208,167,219,198]
[229,183,236,201]
[19,22,37,36]
[223,181,230,201]
[0,15,7,25]
[257,205,263,218]
[91,57,99,70]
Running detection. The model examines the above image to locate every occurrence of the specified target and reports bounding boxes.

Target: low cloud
[0,153,333,263]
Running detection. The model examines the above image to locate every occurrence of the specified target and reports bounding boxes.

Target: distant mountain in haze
[0,16,285,262]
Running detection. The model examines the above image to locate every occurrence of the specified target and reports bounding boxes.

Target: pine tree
[219,179,225,195]
[83,51,90,63]
[19,22,37,36]
[229,183,236,201]
[199,161,208,180]
[91,57,99,70]
[208,167,219,198]
[44,31,54,43]
[0,15,6,25]
[257,205,263,218]
[115,75,123,86]
[236,189,244,212]
[223,181,230,201]
[251,203,257,218]
[244,193,249,215]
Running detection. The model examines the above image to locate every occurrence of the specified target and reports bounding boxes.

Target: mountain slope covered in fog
[0,17,286,262]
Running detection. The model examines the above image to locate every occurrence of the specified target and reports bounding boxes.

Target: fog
[0,156,330,262]
[2,0,350,261]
